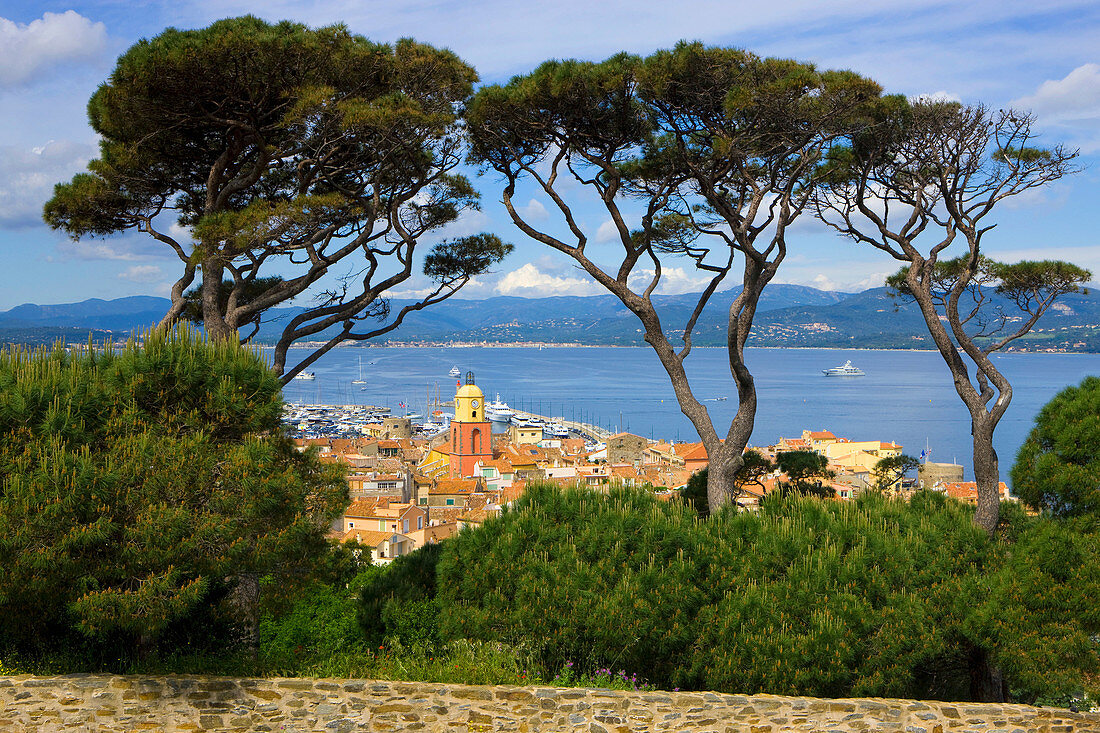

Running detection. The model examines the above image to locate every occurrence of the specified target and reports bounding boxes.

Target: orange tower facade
[449,371,492,478]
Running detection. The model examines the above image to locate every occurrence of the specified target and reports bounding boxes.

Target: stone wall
[1,674,1098,732]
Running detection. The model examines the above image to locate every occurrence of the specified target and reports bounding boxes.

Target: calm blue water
[274,347,1100,484]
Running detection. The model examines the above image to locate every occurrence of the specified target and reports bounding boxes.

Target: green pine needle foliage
[0,326,348,663]
[434,484,1100,702]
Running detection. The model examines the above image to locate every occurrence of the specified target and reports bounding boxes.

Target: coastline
[278,342,1096,354]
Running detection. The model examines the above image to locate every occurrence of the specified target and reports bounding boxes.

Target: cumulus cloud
[777,270,893,293]
[52,228,173,262]
[496,263,603,297]
[1014,64,1100,152]
[0,139,94,227]
[517,198,549,221]
[432,208,492,239]
[54,240,142,261]
[117,265,163,283]
[627,266,719,295]
[0,11,108,87]
[595,218,620,243]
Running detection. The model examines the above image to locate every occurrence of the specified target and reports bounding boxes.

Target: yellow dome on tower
[454,371,486,422]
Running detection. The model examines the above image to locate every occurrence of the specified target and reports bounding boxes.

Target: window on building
[403,519,409,533]
[419,498,427,505]
[348,522,354,528]
[446,498,455,506]
[417,516,423,530]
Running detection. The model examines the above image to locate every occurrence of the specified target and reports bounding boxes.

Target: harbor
[283,399,612,446]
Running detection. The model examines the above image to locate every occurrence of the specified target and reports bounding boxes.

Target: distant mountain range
[4,285,1100,351]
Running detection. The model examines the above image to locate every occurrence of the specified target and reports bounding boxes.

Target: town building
[449,372,492,478]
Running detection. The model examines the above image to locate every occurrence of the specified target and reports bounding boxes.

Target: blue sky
[1,0,1098,310]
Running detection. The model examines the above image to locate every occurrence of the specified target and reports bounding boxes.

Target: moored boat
[822,360,865,377]
[486,393,514,422]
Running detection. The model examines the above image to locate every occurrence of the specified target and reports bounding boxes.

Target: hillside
[3,285,1099,351]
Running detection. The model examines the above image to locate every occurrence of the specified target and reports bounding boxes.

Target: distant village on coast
[292,372,1010,565]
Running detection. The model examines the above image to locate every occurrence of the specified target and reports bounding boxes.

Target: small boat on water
[544,422,570,439]
[822,360,865,377]
[449,365,461,377]
[293,371,317,381]
[352,356,367,385]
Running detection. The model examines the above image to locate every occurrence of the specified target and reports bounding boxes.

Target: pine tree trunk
[229,572,261,658]
[968,645,1007,702]
[706,450,741,511]
[201,257,235,342]
[972,417,1001,535]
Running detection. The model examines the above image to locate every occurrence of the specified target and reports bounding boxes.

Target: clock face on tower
[470,399,480,408]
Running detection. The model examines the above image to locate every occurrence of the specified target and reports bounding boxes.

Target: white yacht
[544,422,570,439]
[485,394,515,423]
[822,360,865,377]
[449,365,461,377]
[293,371,316,381]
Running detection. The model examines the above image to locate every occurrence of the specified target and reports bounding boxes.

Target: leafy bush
[1012,376,1100,519]
[0,327,348,664]
[436,484,1100,701]
[258,566,378,671]
[360,543,444,648]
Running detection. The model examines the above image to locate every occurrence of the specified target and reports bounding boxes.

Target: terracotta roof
[502,480,527,504]
[678,443,710,461]
[373,503,419,518]
[344,498,388,518]
[431,478,482,495]
[807,431,836,440]
[338,528,396,546]
[941,481,1009,501]
[610,465,640,479]
[458,508,492,524]
[429,507,466,524]
[561,438,587,455]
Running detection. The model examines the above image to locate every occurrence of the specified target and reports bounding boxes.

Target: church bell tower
[450,371,492,478]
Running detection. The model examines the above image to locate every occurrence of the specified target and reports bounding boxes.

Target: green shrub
[360,543,444,647]
[1012,376,1100,519]
[0,327,348,665]
[436,484,1100,701]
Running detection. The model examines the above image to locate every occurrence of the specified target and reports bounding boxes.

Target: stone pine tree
[467,43,882,513]
[0,327,348,659]
[815,99,1090,535]
[44,17,510,382]
[1012,376,1100,518]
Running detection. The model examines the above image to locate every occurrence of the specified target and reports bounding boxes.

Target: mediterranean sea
[275,346,1100,485]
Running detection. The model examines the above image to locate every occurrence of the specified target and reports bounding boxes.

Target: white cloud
[433,208,492,239]
[1015,63,1100,121]
[0,139,94,227]
[517,198,549,221]
[52,228,173,262]
[1014,64,1100,152]
[776,270,894,293]
[595,218,620,243]
[117,265,163,283]
[54,240,143,261]
[627,266,718,295]
[0,11,108,87]
[496,263,603,297]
